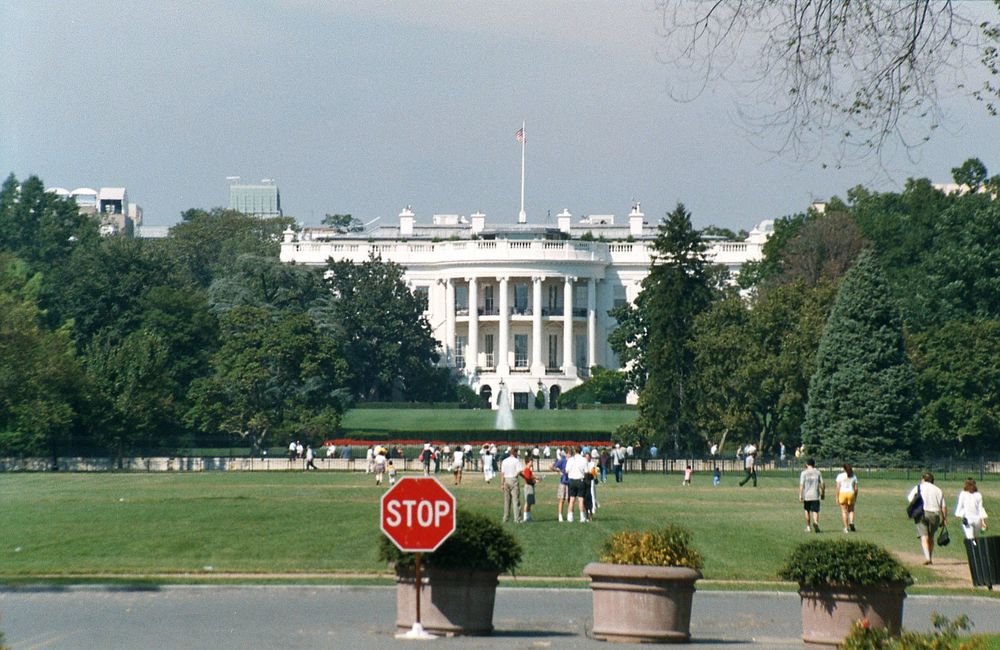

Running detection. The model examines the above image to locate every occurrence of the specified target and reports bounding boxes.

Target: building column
[498,276,510,375]
[587,277,597,373]
[466,277,478,373]
[562,276,576,376]
[445,278,456,367]
[531,276,544,375]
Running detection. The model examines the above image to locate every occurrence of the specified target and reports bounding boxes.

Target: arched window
[549,385,561,409]
[479,385,493,408]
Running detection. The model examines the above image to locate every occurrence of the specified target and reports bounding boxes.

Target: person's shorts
[837,492,856,507]
[557,483,569,500]
[525,489,536,506]
[917,511,942,538]
[568,479,585,498]
[803,500,821,513]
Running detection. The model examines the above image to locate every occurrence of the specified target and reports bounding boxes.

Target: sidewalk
[2,586,998,649]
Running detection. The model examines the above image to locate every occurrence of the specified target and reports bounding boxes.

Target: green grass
[340,407,636,433]
[1,471,997,595]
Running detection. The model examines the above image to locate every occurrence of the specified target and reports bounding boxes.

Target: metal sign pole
[398,551,435,639]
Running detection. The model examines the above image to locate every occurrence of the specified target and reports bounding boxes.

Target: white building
[47,186,142,237]
[281,206,772,409]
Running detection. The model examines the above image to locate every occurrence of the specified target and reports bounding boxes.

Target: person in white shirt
[325,444,336,458]
[955,477,989,540]
[835,464,859,533]
[739,444,757,487]
[452,447,465,486]
[305,445,317,471]
[906,472,947,565]
[564,447,590,522]
[499,448,524,523]
[365,445,374,474]
[481,444,495,483]
[373,448,387,485]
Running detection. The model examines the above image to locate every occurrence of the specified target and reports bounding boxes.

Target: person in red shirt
[521,452,542,522]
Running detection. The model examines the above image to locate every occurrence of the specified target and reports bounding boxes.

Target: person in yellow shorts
[835,464,859,533]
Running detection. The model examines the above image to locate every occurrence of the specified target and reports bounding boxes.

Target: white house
[281,205,772,409]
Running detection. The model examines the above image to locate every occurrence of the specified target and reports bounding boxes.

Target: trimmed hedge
[337,429,613,444]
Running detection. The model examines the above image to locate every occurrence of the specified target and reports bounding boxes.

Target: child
[683,465,693,486]
[712,466,721,486]
[387,461,397,485]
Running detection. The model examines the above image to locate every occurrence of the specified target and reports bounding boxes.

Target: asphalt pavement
[1,586,998,649]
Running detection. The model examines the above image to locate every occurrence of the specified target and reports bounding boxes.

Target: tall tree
[801,249,919,464]
[611,204,715,453]
[319,254,441,401]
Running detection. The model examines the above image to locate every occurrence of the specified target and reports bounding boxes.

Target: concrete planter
[798,584,907,646]
[584,562,702,643]
[394,566,499,636]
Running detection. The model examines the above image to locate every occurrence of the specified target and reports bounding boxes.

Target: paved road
[2,586,998,649]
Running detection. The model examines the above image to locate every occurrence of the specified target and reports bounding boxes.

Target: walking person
[906,472,947,565]
[373,447,387,485]
[481,444,495,483]
[683,465,693,486]
[712,466,721,486]
[500,447,524,523]
[551,447,570,522]
[288,440,297,463]
[955,477,989,540]
[565,446,589,522]
[387,460,397,485]
[835,464,859,532]
[599,448,609,483]
[739,444,757,487]
[611,444,625,483]
[799,458,825,533]
[305,445,318,471]
[452,446,464,485]
[365,445,374,474]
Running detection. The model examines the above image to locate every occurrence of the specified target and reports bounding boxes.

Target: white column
[531,276,544,375]
[466,277,478,373]
[498,276,510,375]
[445,278,456,367]
[587,277,597,373]
[562,276,576,375]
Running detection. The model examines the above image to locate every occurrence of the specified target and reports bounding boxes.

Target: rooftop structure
[229,180,282,218]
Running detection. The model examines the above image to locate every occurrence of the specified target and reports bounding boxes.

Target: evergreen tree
[612,204,714,453]
[801,249,919,464]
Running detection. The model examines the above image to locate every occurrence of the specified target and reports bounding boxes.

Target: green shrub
[842,614,983,650]
[378,509,522,574]
[599,524,703,570]
[778,539,913,588]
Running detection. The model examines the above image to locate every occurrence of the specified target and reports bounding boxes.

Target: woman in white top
[835,464,859,533]
[955,478,989,540]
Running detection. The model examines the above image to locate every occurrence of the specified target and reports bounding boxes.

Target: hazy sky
[2,1,998,230]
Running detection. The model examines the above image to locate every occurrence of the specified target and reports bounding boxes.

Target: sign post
[380,477,457,639]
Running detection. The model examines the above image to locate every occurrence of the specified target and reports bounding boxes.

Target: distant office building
[229,182,282,217]
[47,185,141,237]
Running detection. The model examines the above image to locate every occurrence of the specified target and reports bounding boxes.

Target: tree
[322,213,363,233]
[801,249,919,464]
[911,319,1000,456]
[657,1,996,160]
[186,306,349,451]
[611,204,716,453]
[0,254,88,463]
[319,254,441,401]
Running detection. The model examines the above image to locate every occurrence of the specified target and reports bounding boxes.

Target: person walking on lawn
[799,458,825,533]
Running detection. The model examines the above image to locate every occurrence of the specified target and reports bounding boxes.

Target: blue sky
[2,1,998,230]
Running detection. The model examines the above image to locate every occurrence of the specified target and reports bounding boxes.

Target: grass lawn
[1,470,997,595]
[340,407,636,433]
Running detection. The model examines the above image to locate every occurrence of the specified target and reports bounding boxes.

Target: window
[513,392,530,410]
[548,334,559,368]
[575,334,587,371]
[483,285,495,314]
[547,285,560,312]
[456,285,468,311]
[514,334,528,368]
[414,286,429,312]
[514,284,528,314]
[484,334,495,368]
[613,285,626,309]
[455,335,467,368]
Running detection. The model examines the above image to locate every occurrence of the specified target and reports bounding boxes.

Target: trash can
[964,536,1000,590]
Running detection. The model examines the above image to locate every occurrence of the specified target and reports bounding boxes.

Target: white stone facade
[281,207,772,409]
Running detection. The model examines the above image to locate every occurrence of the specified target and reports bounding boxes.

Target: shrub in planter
[779,539,913,647]
[841,614,983,650]
[378,509,522,635]
[583,525,704,643]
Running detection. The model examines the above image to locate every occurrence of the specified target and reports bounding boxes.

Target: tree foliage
[801,249,919,464]
[657,1,996,161]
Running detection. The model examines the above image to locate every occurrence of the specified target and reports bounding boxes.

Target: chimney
[471,211,486,235]
[557,209,572,234]
[629,203,644,237]
[399,206,415,237]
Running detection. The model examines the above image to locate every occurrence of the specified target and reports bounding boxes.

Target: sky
[2,1,999,231]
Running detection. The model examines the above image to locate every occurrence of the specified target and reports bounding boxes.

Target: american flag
[515,127,525,143]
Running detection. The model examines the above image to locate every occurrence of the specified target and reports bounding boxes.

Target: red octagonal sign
[381,477,457,553]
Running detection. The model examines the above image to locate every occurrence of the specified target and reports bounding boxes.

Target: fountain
[495,382,515,430]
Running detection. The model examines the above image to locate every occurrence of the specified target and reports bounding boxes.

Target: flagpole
[518,121,526,224]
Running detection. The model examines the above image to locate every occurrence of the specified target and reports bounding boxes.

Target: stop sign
[380,477,457,553]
